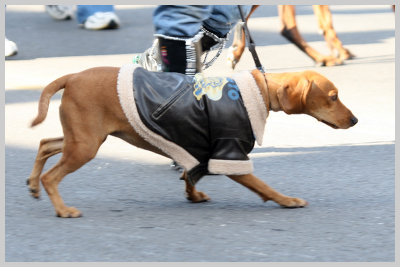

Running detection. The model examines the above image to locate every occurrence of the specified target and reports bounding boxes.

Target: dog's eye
[331,94,338,101]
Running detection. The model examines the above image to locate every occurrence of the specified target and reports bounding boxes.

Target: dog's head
[276,71,358,129]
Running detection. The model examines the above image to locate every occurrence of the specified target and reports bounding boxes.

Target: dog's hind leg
[228,173,308,208]
[40,136,103,218]
[27,137,64,199]
[181,172,210,203]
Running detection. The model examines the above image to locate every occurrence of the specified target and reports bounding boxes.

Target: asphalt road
[4,5,395,262]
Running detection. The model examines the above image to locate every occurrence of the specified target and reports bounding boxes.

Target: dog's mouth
[321,120,339,129]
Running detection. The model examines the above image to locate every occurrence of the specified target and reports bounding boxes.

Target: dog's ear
[301,79,313,107]
[277,78,310,114]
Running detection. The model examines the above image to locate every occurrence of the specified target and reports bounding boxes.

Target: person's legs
[77,5,120,30]
[147,6,251,74]
[202,5,252,37]
[76,5,114,24]
[153,5,212,38]
[151,6,214,75]
[136,5,252,75]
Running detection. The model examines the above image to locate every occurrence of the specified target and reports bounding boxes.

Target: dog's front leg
[181,172,210,203]
[228,173,308,208]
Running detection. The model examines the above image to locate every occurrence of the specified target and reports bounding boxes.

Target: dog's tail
[30,74,74,127]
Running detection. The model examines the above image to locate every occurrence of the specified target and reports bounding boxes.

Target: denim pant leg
[76,5,115,24]
[153,5,213,38]
[203,5,252,37]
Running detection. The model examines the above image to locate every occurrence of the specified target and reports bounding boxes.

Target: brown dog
[27,66,357,218]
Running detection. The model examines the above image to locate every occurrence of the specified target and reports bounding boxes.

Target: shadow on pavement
[5,141,394,261]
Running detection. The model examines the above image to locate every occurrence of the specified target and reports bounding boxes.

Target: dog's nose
[350,116,358,126]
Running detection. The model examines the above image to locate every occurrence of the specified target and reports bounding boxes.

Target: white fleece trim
[116,64,200,170]
[208,159,254,175]
[232,71,268,146]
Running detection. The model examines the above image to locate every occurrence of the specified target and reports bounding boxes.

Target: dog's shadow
[5,142,394,218]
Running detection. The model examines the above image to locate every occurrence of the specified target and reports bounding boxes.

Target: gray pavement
[5,5,395,262]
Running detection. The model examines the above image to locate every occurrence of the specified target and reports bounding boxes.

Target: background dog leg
[181,172,210,203]
[27,137,64,199]
[228,173,308,208]
[227,5,259,69]
[279,5,342,66]
[227,23,246,69]
[312,5,355,61]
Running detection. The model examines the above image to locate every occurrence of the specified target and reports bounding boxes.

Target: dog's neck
[251,70,283,112]
[264,73,286,112]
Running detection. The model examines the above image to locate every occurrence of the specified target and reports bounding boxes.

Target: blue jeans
[153,5,252,38]
[76,5,114,24]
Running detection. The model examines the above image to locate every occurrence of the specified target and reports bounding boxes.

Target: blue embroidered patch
[193,75,240,102]
[226,78,240,101]
[193,74,228,101]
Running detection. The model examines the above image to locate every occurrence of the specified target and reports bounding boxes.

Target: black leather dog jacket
[117,64,268,185]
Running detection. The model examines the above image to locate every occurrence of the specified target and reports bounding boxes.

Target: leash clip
[257,65,265,74]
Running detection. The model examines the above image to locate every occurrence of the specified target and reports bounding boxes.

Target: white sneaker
[5,38,18,57]
[83,12,120,30]
[45,5,74,20]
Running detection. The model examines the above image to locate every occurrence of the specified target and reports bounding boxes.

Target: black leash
[237,5,265,74]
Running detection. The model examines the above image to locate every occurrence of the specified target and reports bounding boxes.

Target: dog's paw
[317,56,343,67]
[339,49,355,61]
[56,206,82,218]
[187,191,210,203]
[27,178,41,199]
[226,46,239,70]
[279,197,308,208]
